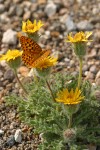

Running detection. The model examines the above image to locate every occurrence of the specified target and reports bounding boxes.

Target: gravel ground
[0,0,100,149]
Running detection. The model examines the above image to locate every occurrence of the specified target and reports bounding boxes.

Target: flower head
[22,20,44,33]
[0,50,22,69]
[35,56,58,70]
[55,88,84,105]
[0,50,22,62]
[66,31,92,43]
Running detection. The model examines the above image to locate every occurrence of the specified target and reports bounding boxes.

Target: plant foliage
[6,73,100,149]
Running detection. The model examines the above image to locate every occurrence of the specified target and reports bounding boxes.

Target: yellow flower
[0,50,22,62]
[55,88,84,105]
[35,56,58,70]
[66,31,92,43]
[22,20,44,33]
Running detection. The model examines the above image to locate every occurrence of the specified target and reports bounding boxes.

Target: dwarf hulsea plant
[1,20,99,149]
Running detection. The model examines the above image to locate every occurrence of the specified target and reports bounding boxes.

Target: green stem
[68,114,73,128]
[46,79,55,102]
[78,58,83,88]
[14,70,28,95]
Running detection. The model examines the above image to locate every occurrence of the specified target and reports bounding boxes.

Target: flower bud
[73,42,86,59]
[34,67,51,79]
[63,128,76,143]
[8,56,21,70]
[64,104,79,118]
[27,32,40,42]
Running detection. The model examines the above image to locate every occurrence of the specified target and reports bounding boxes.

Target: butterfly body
[19,36,50,68]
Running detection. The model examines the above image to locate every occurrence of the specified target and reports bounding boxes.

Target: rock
[0,0,3,2]
[23,11,31,20]
[70,60,76,67]
[89,65,97,74]
[0,129,4,136]
[90,17,100,25]
[94,30,100,40]
[18,66,29,77]
[30,0,37,2]
[88,50,97,58]
[0,4,5,13]
[50,31,60,37]
[4,69,15,81]
[30,3,38,11]
[0,13,10,23]
[16,5,24,17]
[65,15,76,31]
[45,2,57,17]
[60,14,76,31]
[96,71,100,80]
[2,29,17,45]
[0,81,3,87]
[45,30,50,37]
[92,7,99,15]
[39,133,44,142]
[76,0,83,4]
[5,135,15,147]
[77,20,93,30]
[83,65,89,72]
[13,0,22,3]
[8,5,16,16]
[0,71,3,77]
[38,0,47,4]
[85,71,94,80]
[60,14,67,23]
[0,60,9,67]
[22,1,32,9]
[59,8,68,15]
[95,78,100,86]
[14,129,22,143]
[6,83,12,91]
[64,57,70,63]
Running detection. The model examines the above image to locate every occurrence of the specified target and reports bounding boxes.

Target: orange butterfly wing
[19,36,50,68]
[31,50,51,68]
[19,36,42,54]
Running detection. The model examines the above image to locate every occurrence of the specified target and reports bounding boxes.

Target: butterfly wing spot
[20,36,42,53]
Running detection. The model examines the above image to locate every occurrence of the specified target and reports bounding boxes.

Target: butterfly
[19,35,51,68]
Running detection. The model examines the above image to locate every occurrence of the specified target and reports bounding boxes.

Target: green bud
[64,105,79,119]
[27,32,40,42]
[73,42,86,59]
[35,67,51,79]
[8,56,21,70]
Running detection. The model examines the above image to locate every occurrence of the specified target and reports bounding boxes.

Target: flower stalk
[68,114,73,128]
[78,58,83,88]
[46,79,55,102]
[14,69,28,96]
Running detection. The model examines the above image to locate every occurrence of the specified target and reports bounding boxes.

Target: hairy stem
[46,79,55,102]
[68,114,73,128]
[14,70,28,95]
[78,58,83,88]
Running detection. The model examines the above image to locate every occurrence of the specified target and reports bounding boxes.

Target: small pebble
[5,135,15,147]
[0,129,4,136]
[14,129,22,143]
[2,29,17,45]
[45,2,57,17]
